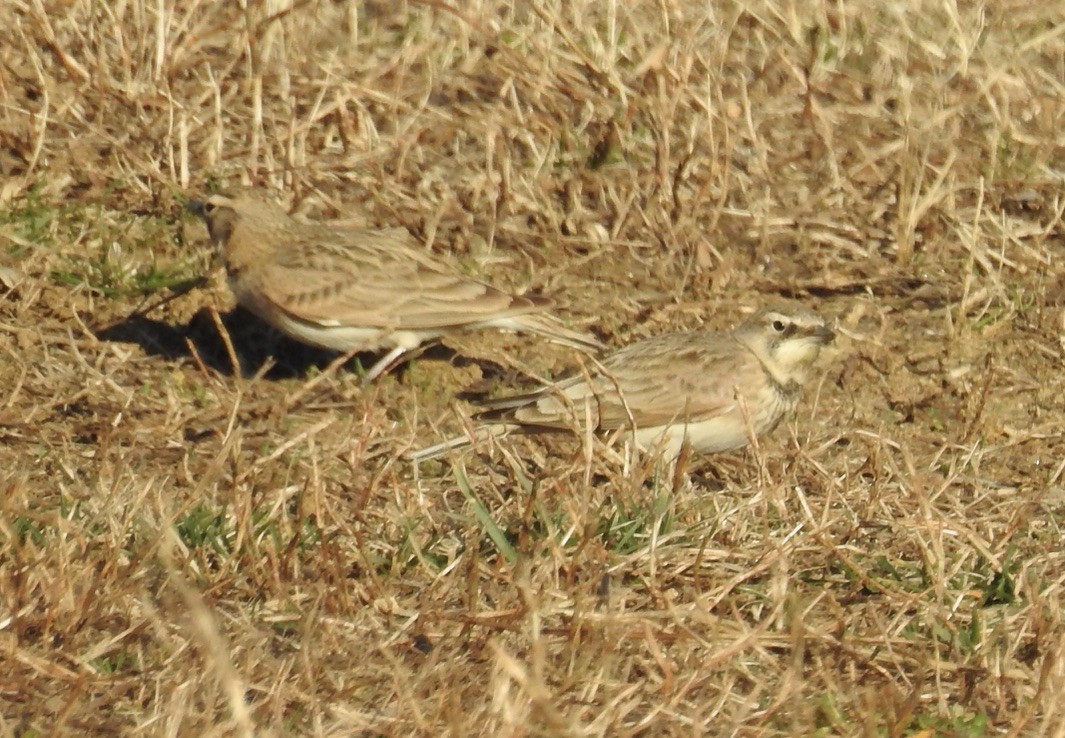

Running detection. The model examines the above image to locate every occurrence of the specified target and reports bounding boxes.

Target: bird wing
[258,226,543,330]
[480,332,759,431]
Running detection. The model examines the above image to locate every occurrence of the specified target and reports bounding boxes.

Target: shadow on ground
[94,305,511,383]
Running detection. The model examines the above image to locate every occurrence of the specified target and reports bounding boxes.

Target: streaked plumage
[190,192,604,380]
[408,304,835,462]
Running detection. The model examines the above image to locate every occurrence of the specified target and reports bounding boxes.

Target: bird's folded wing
[600,338,762,428]
[491,335,755,431]
[257,230,542,330]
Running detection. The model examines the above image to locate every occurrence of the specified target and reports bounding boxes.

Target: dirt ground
[1,0,1064,735]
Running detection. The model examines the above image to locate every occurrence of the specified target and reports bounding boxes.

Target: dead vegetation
[1,0,1063,735]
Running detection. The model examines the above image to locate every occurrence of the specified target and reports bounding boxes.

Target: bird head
[188,191,290,248]
[733,304,835,387]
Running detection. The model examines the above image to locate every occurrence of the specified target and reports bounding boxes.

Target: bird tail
[405,434,475,463]
[507,314,606,353]
[405,424,511,463]
[470,387,550,419]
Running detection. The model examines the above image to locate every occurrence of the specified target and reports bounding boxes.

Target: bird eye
[203,202,216,214]
[771,319,786,332]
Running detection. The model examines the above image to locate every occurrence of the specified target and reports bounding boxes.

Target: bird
[189,191,605,381]
[407,303,835,463]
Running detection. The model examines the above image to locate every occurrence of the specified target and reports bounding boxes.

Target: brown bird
[408,304,835,462]
[190,192,604,380]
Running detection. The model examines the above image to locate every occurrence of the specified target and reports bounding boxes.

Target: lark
[190,192,604,381]
[408,304,835,462]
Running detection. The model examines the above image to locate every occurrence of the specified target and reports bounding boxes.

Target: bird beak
[811,325,835,343]
[187,200,207,218]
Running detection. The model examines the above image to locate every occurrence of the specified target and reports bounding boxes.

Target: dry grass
[1,0,1064,735]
